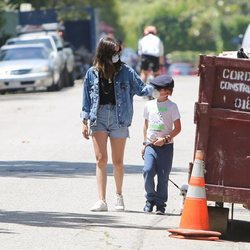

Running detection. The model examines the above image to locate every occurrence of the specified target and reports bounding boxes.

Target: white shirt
[138,34,164,57]
[143,99,180,143]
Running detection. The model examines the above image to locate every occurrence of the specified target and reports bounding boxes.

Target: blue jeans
[90,104,129,138]
[143,143,173,206]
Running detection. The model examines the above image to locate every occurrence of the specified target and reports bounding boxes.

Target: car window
[7,39,53,51]
[0,47,49,61]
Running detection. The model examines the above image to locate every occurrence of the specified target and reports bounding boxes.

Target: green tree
[118,0,250,53]
[3,0,250,53]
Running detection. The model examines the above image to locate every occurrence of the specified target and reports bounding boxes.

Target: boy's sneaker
[90,200,108,212]
[143,200,155,213]
[114,194,125,211]
[156,205,165,215]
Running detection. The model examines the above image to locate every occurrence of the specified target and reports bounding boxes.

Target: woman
[81,36,152,212]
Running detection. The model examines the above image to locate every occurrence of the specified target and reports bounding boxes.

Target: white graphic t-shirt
[143,99,180,143]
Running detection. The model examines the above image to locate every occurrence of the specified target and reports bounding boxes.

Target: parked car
[16,24,77,82]
[5,33,74,87]
[20,32,75,85]
[168,62,198,76]
[0,44,62,93]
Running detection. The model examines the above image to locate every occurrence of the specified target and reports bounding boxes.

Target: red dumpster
[194,55,250,215]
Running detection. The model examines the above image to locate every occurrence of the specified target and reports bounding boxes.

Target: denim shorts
[90,104,129,138]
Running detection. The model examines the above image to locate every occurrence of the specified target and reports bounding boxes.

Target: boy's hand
[153,137,165,147]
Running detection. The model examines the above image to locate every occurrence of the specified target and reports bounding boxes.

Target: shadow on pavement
[0,209,168,232]
[1,208,249,242]
[0,210,84,229]
[0,161,187,178]
[0,228,14,234]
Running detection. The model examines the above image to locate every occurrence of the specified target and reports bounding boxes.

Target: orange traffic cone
[180,150,209,230]
[169,234,220,241]
[168,150,221,240]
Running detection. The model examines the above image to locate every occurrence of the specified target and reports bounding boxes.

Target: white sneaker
[90,200,108,212]
[114,194,125,211]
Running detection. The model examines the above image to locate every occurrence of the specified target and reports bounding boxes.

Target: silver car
[6,33,74,87]
[0,44,62,93]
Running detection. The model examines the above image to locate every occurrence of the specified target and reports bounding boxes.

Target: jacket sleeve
[131,69,153,96]
[80,71,91,120]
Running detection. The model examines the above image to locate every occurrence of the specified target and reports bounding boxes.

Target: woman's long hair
[93,36,122,80]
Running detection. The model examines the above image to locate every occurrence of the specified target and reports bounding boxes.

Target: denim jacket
[81,63,153,127]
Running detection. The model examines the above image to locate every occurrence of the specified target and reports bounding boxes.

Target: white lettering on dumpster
[222,69,250,81]
[220,81,250,94]
[220,69,250,110]
[234,97,250,110]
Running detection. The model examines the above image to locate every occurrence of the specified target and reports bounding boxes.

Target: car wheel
[68,72,75,87]
[62,66,69,87]
[47,72,62,91]
[54,74,63,91]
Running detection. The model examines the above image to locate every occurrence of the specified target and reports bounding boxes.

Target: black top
[99,76,116,105]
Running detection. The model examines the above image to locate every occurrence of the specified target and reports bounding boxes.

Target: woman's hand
[82,124,90,140]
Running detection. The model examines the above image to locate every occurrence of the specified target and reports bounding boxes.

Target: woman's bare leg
[92,132,109,201]
[110,138,127,195]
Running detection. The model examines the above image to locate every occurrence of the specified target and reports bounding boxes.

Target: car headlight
[31,66,50,73]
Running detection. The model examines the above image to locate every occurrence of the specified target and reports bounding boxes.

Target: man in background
[138,25,164,82]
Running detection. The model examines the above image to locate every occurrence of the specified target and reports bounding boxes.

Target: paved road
[0,77,249,249]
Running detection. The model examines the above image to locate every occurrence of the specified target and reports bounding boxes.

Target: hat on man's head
[149,74,174,88]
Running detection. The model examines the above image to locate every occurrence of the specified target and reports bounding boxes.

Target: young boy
[142,74,181,214]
